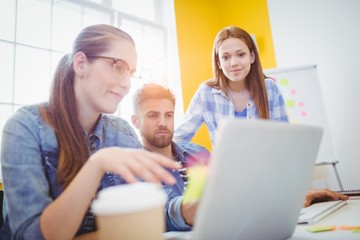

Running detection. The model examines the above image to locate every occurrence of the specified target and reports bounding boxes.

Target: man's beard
[143,128,173,148]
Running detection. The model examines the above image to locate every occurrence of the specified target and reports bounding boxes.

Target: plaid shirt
[174,78,289,143]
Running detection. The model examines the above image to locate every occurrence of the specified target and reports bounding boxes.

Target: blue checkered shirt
[174,78,289,143]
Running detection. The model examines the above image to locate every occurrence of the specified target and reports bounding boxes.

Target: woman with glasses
[0,24,179,239]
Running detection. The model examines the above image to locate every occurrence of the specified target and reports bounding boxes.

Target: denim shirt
[0,104,142,239]
[163,141,210,231]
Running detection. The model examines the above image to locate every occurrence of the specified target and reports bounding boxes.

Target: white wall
[267,0,360,190]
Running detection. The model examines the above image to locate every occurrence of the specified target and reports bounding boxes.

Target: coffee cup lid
[91,182,167,215]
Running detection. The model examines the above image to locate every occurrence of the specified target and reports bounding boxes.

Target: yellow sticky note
[353,228,360,233]
[280,78,289,86]
[307,226,336,233]
[182,166,207,204]
[286,99,296,108]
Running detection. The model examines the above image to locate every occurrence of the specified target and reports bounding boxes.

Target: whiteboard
[264,65,337,164]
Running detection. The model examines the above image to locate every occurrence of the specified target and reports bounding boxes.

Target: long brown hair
[39,24,135,189]
[206,26,269,119]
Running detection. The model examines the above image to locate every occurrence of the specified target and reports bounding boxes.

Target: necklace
[225,88,235,103]
[225,87,249,112]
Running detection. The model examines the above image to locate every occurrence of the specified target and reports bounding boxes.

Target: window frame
[0,0,184,161]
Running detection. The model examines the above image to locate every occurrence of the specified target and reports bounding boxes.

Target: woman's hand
[89,147,179,185]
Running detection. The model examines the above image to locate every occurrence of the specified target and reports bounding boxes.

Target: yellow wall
[217,0,277,68]
[174,0,276,150]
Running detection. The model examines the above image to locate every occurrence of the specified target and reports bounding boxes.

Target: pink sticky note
[338,225,360,230]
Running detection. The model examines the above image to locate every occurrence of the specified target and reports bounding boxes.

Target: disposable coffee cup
[92,182,167,240]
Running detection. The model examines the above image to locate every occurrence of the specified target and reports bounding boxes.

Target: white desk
[164,198,360,240]
[290,197,360,239]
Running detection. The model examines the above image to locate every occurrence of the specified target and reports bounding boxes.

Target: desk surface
[290,197,360,239]
[164,198,360,240]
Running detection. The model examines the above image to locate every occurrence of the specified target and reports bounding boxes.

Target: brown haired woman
[174,26,289,144]
[0,24,178,239]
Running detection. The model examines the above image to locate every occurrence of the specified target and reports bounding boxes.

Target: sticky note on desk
[337,225,360,230]
[182,166,207,204]
[307,226,336,233]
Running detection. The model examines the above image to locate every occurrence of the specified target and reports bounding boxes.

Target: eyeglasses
[87,55,142,80]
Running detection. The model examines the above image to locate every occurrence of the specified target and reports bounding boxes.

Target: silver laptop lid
[193,118,323,240]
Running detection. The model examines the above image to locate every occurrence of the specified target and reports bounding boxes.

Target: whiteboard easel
[264,65,343,190]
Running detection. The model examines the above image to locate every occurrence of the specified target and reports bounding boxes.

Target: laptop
[164,118,323,240]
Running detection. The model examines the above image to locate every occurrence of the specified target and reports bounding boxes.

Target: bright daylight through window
[0,0,183,162]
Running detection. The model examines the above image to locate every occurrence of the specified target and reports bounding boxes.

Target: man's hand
[303,189,349,207]
[181,201,199,225]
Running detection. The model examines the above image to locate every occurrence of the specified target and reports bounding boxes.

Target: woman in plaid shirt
[175,26,289,144]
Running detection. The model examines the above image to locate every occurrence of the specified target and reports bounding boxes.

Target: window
[0,0,183,160]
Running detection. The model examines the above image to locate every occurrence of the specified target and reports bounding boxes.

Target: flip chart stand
[314,161,344,191]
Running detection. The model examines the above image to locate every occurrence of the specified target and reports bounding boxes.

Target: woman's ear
[73,52,87,76]
[250,51,255,64]
[217,60,222,70]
